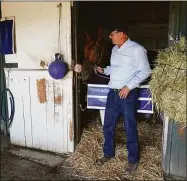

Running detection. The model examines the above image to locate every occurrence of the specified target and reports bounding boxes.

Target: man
[96,27,151,175]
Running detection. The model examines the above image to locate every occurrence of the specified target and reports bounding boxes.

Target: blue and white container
[87,84,153,125]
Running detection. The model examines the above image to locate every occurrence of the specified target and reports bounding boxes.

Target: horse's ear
[85,32,93,41]
[97,28,103,42]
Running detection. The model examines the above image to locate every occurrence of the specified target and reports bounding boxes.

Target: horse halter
[90,43,104,66]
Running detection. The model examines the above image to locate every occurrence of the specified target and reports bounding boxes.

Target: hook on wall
[57,3,62,8]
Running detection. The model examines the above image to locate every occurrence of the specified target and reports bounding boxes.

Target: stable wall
[1,2,74,153]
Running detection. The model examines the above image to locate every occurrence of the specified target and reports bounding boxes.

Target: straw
[66,117,163,180]
[149,37,187,127]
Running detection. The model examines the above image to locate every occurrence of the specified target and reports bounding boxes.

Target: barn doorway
[72,1,170,145]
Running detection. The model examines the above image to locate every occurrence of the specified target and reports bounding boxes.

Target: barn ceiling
[79,1,169,27]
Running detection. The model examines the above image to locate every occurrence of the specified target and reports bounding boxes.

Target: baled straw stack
[66,117,163,180]
[149,37,187,126]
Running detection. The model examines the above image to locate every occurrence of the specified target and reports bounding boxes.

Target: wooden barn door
[71,2,83,146]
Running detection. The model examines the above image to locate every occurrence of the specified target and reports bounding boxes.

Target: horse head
[86,42,104,65]
[84,28,105,66]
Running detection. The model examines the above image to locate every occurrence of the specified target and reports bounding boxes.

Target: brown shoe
[124,163,138,176]
[96,156,112,166]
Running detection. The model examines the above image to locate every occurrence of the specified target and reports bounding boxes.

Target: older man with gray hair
[96,26,151,175]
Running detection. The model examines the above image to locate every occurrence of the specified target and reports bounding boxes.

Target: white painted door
[7,70,74,154]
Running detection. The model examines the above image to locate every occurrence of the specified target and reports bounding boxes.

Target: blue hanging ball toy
[48,53,67,80]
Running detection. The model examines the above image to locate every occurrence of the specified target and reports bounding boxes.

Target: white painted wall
[2,2,74,153]
[2,2,72,69]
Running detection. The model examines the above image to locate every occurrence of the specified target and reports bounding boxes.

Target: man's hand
[96,66,104,73]
[119,86,130,99]
[74,64,82,73]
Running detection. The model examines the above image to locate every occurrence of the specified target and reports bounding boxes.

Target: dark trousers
[103,89,139,164]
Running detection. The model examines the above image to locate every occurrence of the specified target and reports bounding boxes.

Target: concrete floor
[0,135,10,151]
[0,135,90,180]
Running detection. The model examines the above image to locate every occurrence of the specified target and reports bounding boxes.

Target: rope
[57,3,62,54]
[0,68,15,128]
[172,59,184,91]
[1,88,15,128]
[93,72,110,80]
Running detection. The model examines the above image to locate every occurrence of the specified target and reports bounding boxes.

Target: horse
[78,28,111,85]
[73,28,112,124]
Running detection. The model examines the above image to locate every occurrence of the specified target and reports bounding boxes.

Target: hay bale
[149,37,187,126]
[66,118,163,180]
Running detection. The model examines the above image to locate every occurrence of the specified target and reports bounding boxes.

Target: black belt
[111,88,138,92]
[111,88,121,92]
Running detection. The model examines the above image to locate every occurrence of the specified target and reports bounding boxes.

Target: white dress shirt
[103,39,151,90]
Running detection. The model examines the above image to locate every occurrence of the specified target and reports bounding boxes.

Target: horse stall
[69,1,186,180]
[74,1,169,128]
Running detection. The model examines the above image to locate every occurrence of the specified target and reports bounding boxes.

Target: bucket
[162,114,187,180]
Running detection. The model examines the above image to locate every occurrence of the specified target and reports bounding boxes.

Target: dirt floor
[1,150,69,180]
[1,148,93,180]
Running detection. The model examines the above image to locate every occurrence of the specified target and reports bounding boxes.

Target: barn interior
[75,1,170,129]
[70,2,170,179]
[77,1,169,59]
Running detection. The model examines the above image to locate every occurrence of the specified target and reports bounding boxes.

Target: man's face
[109,31,127,45]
